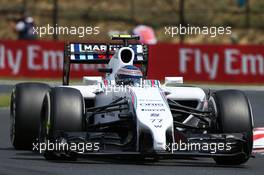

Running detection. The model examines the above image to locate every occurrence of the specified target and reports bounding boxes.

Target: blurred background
[0,0,263,43]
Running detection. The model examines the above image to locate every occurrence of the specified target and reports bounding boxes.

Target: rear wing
[63,42,149,85]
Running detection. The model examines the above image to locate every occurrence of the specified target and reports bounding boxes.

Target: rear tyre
[210,90,253,165]
[10,83,50,150]
[40,87,84,160]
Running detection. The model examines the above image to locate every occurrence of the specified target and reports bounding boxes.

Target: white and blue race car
[10,35,253,165]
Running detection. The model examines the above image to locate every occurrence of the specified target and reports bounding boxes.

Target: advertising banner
[1,40,264,84]
[149,44,264,83]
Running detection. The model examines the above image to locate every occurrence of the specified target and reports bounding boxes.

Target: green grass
[0,94,10,108]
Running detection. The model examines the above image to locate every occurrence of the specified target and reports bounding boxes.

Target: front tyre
[210,90,253,165]
[40,87,85,160]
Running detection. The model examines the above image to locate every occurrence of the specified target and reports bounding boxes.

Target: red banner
[1,40,264,84]
[0,40,107,79]
[148,44,264,83]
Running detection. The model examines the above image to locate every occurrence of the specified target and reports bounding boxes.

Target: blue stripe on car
[74,44,80,60]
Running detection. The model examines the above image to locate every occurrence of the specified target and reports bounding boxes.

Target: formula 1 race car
[10,35,253,165]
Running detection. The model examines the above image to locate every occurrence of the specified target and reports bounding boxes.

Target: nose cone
[130,87,174,152]
[153,132,167,151]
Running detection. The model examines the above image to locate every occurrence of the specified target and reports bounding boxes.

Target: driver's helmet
[115,65,143,86]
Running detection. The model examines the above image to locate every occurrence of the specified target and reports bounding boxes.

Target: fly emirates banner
[1,40,264,84]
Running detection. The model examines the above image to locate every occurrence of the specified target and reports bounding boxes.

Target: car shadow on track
[5,148,249,169]
[11,152,247,169]
[51,158,248,169]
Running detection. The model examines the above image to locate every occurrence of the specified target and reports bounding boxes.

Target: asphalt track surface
[0,90,264,175]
